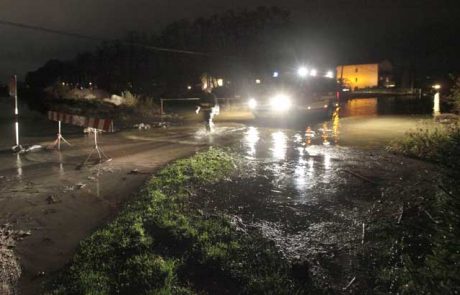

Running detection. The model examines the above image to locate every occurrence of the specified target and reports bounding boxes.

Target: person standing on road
[195,82,219,132]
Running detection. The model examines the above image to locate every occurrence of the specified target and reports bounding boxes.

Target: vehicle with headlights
[246,77,338,122]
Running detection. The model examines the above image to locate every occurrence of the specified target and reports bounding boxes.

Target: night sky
[0,0,459,82]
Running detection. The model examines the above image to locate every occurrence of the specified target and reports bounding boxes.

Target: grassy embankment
[373,122,460,293]
[45,149,307,294]
[387,121,460,169]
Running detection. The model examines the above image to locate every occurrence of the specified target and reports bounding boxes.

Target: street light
[217,79,224,87]
[273,71,279,78]
[432,84,441,90]
[325,71,334,79]
[310,69,317,77]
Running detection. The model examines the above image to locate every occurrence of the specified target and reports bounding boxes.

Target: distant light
[324,104,328,108]
[217,79,224,87]
[307,106,311,110]
[187,85,192,90]
[273,71,279,78]
[432,84,441,90]
[89,82,93,86]
[325,71,334,78]
[248,98,257,109]
[335,103,339,107]
[310,69,317,77]
[297,67,308,78]
[61,82,66,86]
[342,88,350,92]
[256,79,261,84]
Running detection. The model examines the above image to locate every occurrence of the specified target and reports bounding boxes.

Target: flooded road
[192,125,448,292]
[189,95,448,292]
[0,98,246,294]
[0,94,444,293]
[312,96,434,148]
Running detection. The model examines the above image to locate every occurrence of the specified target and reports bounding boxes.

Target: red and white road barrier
[47,111,114,132]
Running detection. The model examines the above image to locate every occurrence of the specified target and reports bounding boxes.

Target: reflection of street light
[432,84,441,116]
[298,67,308,78]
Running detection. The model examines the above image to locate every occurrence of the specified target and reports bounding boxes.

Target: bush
[387,122,460,169]
[121,90,138,107]
[447,76,460,113]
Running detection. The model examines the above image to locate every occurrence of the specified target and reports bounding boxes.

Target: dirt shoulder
[0,123,244,294]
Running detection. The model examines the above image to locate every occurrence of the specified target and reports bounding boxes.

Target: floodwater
[0,94,443,293]
[0,98,81,150]
[310,96,435,148]
[190,95,446,292]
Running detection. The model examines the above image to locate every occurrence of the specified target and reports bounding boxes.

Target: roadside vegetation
[383,82,460,293]
[364,175,459,294]
[387,122,460,169]
[388,75,460,169]
[45,149,307,294]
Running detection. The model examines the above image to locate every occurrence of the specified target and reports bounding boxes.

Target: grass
[387,122,460,169]
[381,121,460,293]
[364,181,460,294]
[45,148,307,294]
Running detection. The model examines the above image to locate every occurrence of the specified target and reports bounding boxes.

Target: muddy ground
[0,123,244,294]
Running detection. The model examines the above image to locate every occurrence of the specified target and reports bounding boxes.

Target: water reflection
[294,160,307,191]
[320,122,331,146]
[341,98,378,117]
[58,152,65,177]
[323,153,331,170]
[305,127,315,146]
[271,131,287,160]
[308,157,314,173]
[16,154,23,178]
[332,108,340,144]
[433,92,440,116]
[244,127,260,157]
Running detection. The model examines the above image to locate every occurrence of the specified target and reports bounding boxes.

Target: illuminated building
[336,60,394,90]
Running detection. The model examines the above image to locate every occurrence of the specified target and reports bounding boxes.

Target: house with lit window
[336,60,394,90]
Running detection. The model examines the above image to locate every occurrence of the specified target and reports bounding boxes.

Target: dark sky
[0,0,459,82]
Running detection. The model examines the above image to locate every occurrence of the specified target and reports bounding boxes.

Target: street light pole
[9,75,20,150]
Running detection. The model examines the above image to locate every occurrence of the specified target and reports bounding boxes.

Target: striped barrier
[48,111,114,132]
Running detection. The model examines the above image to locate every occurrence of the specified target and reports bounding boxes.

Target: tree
[447,76,460,114]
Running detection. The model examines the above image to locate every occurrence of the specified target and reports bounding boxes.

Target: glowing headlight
[270,94,291,112]
[297,67,308,78]
[248,98,257,109]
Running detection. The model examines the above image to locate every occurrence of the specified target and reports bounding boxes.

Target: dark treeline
[25,6,291,98]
